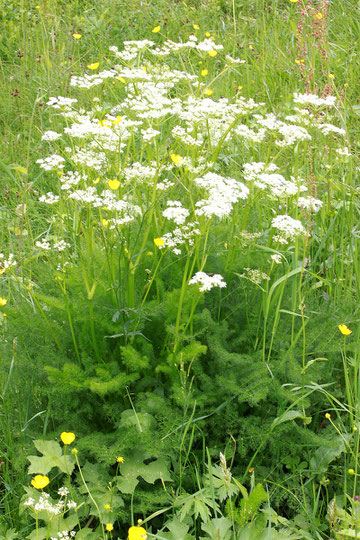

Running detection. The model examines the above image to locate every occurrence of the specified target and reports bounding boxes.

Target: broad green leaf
[116,450,171,494]
[310,435,349,473]
[272,410,311,429]
[28,439,75,475]
[201,517,232,539]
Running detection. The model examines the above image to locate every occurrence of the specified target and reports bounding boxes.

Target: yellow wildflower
[325,413,331,420]
[329,73,335,79]
[104,503,112,511]
[208,50,217,57]
[205,32,211,37]
[112,116,122,125]
[93,177,100,184]
[0,298,7,306]
[348,469,355,475]
[315,12,323,19]
[87,62,99,70]
[204,88,213,96]
[60,432,76,445]
[338,324,352,336]
[289,0,298,2]
[193,24,199,30]
[101,219,108,228]
[116,456,125,463]
[108,180,121,190]
[170,154,183,165]
[152,26,161,33]
[116,76,126,83]
[31,475,50,490]
[128,526,147,540]
[154,238,164,247]
[201,69,208,76]
[106,523,114,532]
[72,33,82,39]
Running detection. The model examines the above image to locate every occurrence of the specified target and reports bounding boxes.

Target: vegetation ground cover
[0,0,360,538]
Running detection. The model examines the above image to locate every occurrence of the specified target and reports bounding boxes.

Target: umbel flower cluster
[33,32,346,297]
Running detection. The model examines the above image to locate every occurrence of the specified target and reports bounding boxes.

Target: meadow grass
[0,0,360,538]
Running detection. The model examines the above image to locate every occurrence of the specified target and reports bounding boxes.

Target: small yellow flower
[193,24,199,30]
[208,50,217,57]
[128,526,147,540]
[106,523,114,532]
[101,219,108,228]
[104,503,112,511]
[249,45,254,50]
[152,26,161,33]
[112,115,122,125]
[170,153,183,165]
[205,32,211,37]
[108,179,121,190]
[142,65,147,71]
[116,456,125,463]
[31,475,50,490]
[72,33,82,39]
[93,177,100,184]
[237,85,243,91]
[0,298,7,306]
[289,0,298,3]
[201,69,208,76]
[116,76,126,83]
[204,88,213,96]
[87,62,99,70]
[315,12,323,19]
[60,432,76,445]
[325,413,331,420]
[71,448,78,455]
[248,467,254,473]
[329,73,335,79]
[338,324,352,336]
[154,238,164,247]
[348,468,355,475]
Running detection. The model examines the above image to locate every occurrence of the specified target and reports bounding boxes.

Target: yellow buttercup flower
[60,432,76,445]
[152,26,161,33]
[0,298,7,306]
[104,503,112,511]
[31,475,50,490]
[154,238,164,247]
[101,219,108,228]
[116,456,125,463]
[72,33,82,39]
[329,73,335,79]
[205,32,211,37]
[193,24,199,30]
[170,154,183,165]
[106,523,114,532]
[112,115,122,125]
[108,180,121,190]
[87,62,99,70]
[204,88,213,96]
[315,12,323,19]
[128,526,147,540]
[338,324,352,336]
[201,69,208,76]
[208,50,217,57]
[289,0,298,2]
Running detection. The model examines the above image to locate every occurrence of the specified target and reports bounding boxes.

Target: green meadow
[1,0,360,538]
